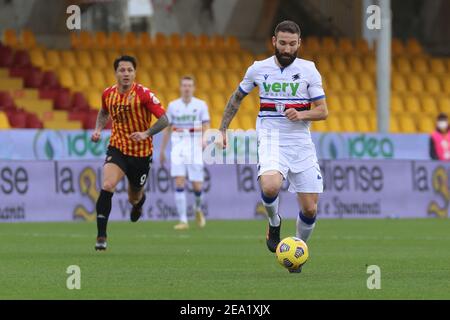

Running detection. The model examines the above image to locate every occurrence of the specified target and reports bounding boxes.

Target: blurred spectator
[430,113,450,161]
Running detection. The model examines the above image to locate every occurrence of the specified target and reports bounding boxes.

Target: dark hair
[180,75,195,84]
[113,55,137,71]
[437,113,448,121]
[274,20,301,37]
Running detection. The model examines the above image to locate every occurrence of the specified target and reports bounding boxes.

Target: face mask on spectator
[437,120,448,131]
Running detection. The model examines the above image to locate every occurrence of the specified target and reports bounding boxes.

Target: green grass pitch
[0,219,449,299]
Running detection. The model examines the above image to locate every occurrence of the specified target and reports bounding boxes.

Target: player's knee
[102,181,116,193]
[261,186,279,199]
[302,204,317,217]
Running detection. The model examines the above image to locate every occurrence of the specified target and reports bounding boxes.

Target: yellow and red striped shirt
[102,83,165,157]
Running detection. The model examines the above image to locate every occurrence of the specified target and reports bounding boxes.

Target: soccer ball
[276,237,309,272]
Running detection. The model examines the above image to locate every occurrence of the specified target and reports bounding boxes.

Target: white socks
[261,192,281,227]
[175,188,187,223]
[296,211,316,242]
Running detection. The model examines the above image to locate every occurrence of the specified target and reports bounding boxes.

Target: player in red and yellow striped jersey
[90,55,169,251]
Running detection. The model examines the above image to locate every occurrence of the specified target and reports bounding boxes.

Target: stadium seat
[389,116,400,133]
[195,71,212,91]
[331,56,347,73]
[152,52,169,69]
[303,37,320,54]
[89,69,107,90]
[396,57,412,74]
[354,114,372,132]
[438,96,450,113]
[399,115,417,133]
[46,50,62,69]
[412,57,429,74]
[212,53,228,70]
[417,116,435,133]
[124,32,138,48]
[0,46,14,67]
[71,92,90,111]
[136,52,154,70]
[315,56,332,74]
[87,89,102,110]
[109,32,124,50]
[93,31,108,49]
[408,75,424,93]
[24,68,43,88]
[337,38,354,54]
[136,70,152,87]
[391,94,404,114]
[392,74,407,93]
[355,39,370,54]
[347,55,364,73]
[7,110,27,127]
[41,71,60,89]
[167,51,184,70]
[322,37,337,54]
[0,111,11,129]
[340,115,356,132]
[3,29,18,48]
[225,35,240,51]
[326,94,342,113]
[210,72,227,91]
[76,51,93,68]
[154,32,168,47]
[311,120,327,132]
[358,73,375,93]
[138,32,153,49]
[76,31,93,49]
[363,55,376,74]
[326,73,344,91]
[429,58,446,75]
[421,95,439,116]
[60,50,78,68]
[169,33,182,50]
[406,38,423,55]
[12,50,31,68]
[403,95,422,114]
[26,112,43,128]
[54,90,72,110]
[21,29,37,49]
[183,52,200,70]
[91,50,109,68]
[29,48,46,69]
[392,39,405,56]
[425,75,441,94]
[340,94,357,112]
[342,73,358,92]
[355,94,373,113]
[327,116,342,132]
[440,75,450,94]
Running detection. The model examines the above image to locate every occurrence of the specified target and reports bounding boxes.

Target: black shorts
[104,146,152,189]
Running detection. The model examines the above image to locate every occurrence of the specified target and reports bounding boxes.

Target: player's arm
[129,114,169,142]
[159,125,172,164]
[285,98,328,122]
[219,88,247,147]
[91,107,109,142]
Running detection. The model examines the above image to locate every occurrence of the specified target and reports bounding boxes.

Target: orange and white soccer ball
[276,237,309,272]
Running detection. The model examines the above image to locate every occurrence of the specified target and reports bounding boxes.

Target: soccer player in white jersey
[160,76,210,230]
[220,21,328,272]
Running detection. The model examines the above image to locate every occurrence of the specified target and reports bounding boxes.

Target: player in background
[219,21,328,272]
[160,76,210,230]
[91,55,168,250]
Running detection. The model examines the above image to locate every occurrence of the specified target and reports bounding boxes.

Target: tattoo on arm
[146,114,169,137]
[220,88,246,131]
[95,109,109,131]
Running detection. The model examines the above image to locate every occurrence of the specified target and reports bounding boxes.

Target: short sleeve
[143,90,166,118]
[166,103,173,124]
[201,102,210,123]
[101,90,108,111]
[308,63,326,101]
[238,63,257,95]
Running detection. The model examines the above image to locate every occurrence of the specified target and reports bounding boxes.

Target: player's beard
[275,47,298,67]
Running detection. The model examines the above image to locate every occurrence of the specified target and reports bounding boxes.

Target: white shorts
[257,144,323,194]
[170,162,204,182]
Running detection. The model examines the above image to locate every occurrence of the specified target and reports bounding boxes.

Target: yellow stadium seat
[326,94,342,113]
[339,115,356,132]
[429,58,446,75]
[90,50,108,68]
[60,50,77,68]
[337,38,354,54]
[124,32,138,48]
[92,32,108,49]
[89,69,107,90]
[87,89,102,110]
[106,50,121,65]
[169,33,182,50]
[162,90,179,105]
[311,120,327,132]
[392,39,405,56]
[182,52,200,70]
[154,33,168,47]
[241,51,255,69]
[354,114,372,132]
[109,32,124,49]
[403,95,421,114]
[0,111,11,129]
[150,70,168,88]
[135,52,154,70]
[408,75,424,93]
[195,71,212,91]
[406,38,423,55]
[44,120,82,130]
[209,72,227,91]
[29,48,46,69]
[3,29,18,48]
[342,74,358,92]
[76,51,93,68]
[198,34,211,50]
[77,31,93,49]
[303,37,320,54]
[167,52,184,70]
[152,52,169,69]
[183,33,197,50]
[412,57,429,74]
[138,32,153,49]
[355,39,370,54]
[225,72,241,90]
[45,50,62,69]
[73,68,91,89]
[57,68,75,88]
[396,57,412,74]
[195,91,211,107]
[327,116,342,132]
[225,35,240,51]
[240,95,256,113]
[164,70,180,89]
[389,116,400,133]
[322,37,337,54]
[347,55,364,73]
[438,96,450,113]
[135,69,150,87]
[358,73,375,93]
[391,94,404,114]
[356,94,373,113]
[417,116,435,133]
[315,56,332,74]
[439,75,450,94]
[363,55,376,74]
[21,29,37,49]
[212,53,228,70]
[210,92,227,112]
[425,76,441,94]
[211,34,225,51]
[327,73,344,91]
[103,68,116,87]
[226,53,243,70]
[421,95,439,116]
[0,78,23,90]
[392,74,407,93]
[331,56,347,73]
[340,94,357,112]
[399,115,417,133]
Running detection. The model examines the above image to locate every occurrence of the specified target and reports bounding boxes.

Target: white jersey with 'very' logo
[167,97,210,165]
[239,56,325,146]
[239,56,326,175]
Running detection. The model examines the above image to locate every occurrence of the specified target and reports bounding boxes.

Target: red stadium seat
[12,50,31,68]
[0,91,16,110]
[6,110,27,128]
[0,46,14,67]
[41,71,60,89]
[71,92,90,111]
[25,113,43,128]
[54,90,72,110]
[24,68,43,88]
